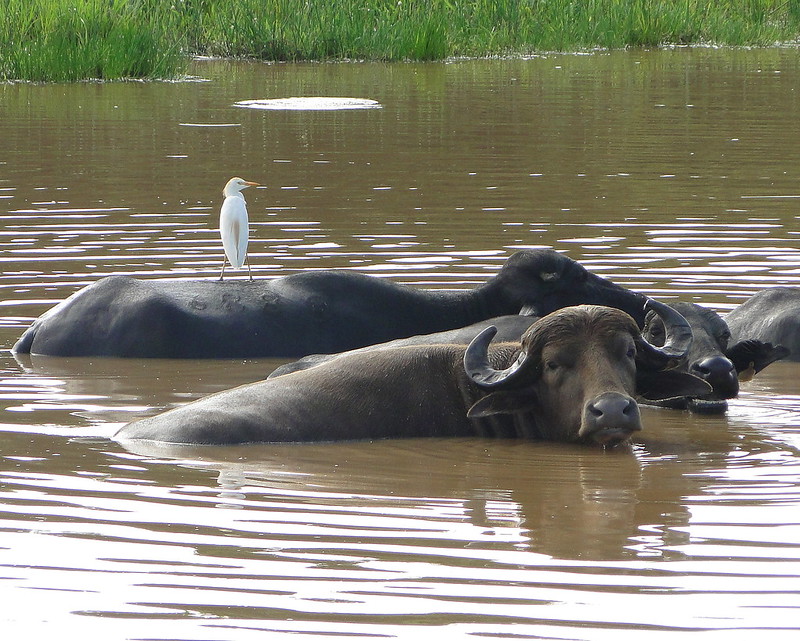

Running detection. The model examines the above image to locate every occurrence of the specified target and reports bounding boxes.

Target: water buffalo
[725,287,800,361]
[270,300,790,414]
[114,302,711,447]
[13,249,649,359]
[641,301,789,412]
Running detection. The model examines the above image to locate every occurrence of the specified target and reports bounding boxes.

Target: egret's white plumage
[219,176,259,280]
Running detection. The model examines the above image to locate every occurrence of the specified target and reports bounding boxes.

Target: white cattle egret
[219,176,260,280]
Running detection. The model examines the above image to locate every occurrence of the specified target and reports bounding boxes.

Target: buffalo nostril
[688,355,739,401]
[583,392,642,442]
[691,356,735,379]
[690,356,738,397]
[588,396,634,419]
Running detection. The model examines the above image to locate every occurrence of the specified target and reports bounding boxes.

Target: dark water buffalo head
[491,250,649,324]
[642,301,788,413]
[463,302,710,447]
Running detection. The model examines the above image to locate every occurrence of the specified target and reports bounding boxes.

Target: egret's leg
[219,258,226,281]
[247,260,253,281]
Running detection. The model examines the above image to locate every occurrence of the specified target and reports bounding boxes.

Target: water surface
[1,48,800,639]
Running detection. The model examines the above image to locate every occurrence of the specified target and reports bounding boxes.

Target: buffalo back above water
[13,249,648,359]
[268,314,540,378]
[725,287,799,361]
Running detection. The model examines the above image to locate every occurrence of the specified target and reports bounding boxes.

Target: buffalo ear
[636,370,712,401]
[467,391,538,418]
[725,340,790,382]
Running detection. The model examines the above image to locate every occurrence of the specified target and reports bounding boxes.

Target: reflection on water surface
[1,48,800,638]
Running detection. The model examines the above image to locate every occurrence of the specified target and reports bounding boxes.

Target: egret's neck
[224,188,246,199]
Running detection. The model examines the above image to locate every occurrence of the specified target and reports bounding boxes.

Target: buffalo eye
[545,360,559,372]
[626,346,636,360]
[717,329,731,348]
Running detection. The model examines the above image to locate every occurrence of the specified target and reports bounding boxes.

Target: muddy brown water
[1,49,800,638]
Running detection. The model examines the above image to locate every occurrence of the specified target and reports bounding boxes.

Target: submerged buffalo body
[115,303,711,447]
[725,287,800,361]
[641,301,789,412]
[13,250,648,359]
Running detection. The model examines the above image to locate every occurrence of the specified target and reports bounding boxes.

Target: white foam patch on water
[234,97,382,110]
[178,122,241,127]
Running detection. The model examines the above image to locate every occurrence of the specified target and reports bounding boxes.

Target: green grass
[0,0,185,81]
[2,0,800,81]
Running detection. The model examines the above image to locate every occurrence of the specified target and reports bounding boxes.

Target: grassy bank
[0,0,185,81]
[2,0,800,81]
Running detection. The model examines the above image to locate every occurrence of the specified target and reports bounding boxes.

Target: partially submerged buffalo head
[641,301,788,413]
[463,301,708,447]
[491,250,649,323]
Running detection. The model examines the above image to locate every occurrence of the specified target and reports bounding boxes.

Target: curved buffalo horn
[636,299,694,371]
[463,325,531,389]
